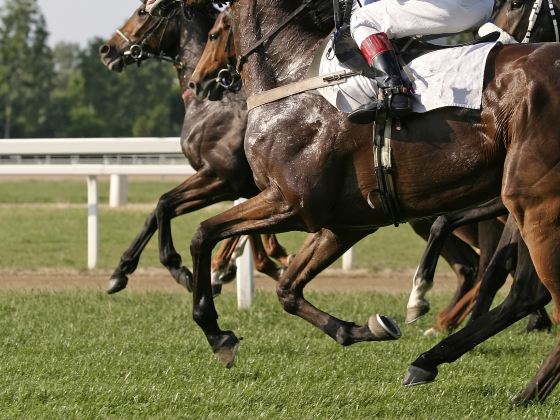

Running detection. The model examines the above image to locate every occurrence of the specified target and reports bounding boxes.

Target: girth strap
[369,112,402,226]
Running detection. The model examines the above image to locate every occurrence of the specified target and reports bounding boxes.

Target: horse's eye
[209,33,220,41]
[511,0,524,10]
[138,8,147,16]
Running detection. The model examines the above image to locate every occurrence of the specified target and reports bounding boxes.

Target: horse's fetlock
[276,285,298,314]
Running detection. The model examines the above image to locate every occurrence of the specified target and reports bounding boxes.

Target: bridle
[216,27,242,91]
[115,5,184,68]
[522,0,560,42]
[214,0,313,92]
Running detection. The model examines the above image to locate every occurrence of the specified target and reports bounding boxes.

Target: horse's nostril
[99,44,111,56]
[188,81,199,93]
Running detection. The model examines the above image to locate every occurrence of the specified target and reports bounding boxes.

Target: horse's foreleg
[429,218,514,334]
[409,219,479,326]
[108,170,234,294]
[525,307,553,333]
[406,198,507,323]
[275,229,401,346]
[156,173,235,292]
[190,190,299,368]
[466,220,518,322]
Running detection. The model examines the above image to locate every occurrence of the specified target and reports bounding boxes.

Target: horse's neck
[232,1,332,97]
[176,13,213,102]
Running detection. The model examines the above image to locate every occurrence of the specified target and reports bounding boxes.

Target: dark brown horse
[99,2,292,295]
[105,3,484,320]
[184,0,560,404]
[190,8,495,333]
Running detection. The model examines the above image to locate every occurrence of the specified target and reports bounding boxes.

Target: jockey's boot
[348,33,412,124]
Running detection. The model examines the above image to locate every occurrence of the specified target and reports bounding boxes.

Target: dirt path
[0,268,458,294]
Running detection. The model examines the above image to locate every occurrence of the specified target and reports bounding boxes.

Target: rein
[215,0,315,93]
[115,7,183,68]
[235,0,313,71]
[523,0,560,42]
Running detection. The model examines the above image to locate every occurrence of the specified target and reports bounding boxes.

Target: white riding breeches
[351,0,495,45]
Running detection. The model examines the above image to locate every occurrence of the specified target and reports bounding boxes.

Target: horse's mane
[279,0,334,33]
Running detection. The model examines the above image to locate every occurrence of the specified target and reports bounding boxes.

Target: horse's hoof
[174,267,193,292]
[403,365,438,386]
[510,391,534,407]
[525,316,552,334]
[219,264,237,285]
[368,314,402,340]
[107,275,128,294]
[212,332,240,369]
[423,327,440,337]
[405,302,430,324]
[212,282,223,297]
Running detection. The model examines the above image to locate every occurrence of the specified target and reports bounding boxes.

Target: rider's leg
[348,0,494,123]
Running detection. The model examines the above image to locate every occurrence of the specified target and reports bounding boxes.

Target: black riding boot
[348,33,412,125]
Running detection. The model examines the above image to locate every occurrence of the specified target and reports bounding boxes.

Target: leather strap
[246,70,360,111]
[237,0,312,70]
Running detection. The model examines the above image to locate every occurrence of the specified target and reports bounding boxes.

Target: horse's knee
[430,215,453,238]
[276,282,298,314]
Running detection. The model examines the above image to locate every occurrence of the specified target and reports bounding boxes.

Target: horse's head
[188,11,239,100]
[99,1,183,72]
[493,0,560,42]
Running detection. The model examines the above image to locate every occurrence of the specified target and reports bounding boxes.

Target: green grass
[0,179,182,204]
[0,179,434,272]
[0,290,558,418]
[0,206,430,272]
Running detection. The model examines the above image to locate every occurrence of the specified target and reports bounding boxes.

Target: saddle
[332,2,501,79]
[330,1,500,226]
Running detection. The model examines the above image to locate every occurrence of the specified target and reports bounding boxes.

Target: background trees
[0,0,183,139]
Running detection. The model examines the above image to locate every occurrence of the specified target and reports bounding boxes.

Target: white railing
[0,138,354,309]
[0,138,193,270]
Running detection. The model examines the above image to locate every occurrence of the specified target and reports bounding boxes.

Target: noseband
[115,6,184,68]
[522,0,560,42]
[216,28,242,91]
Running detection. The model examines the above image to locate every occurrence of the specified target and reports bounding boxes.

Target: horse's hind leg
[249,235,285,281]
[490,136,560,404]
[108,171,233,294]
[262,234,294,266]
[210,236,241,295]
[505,201,560,404]
[404,222,551,387]
[276,229,401,346]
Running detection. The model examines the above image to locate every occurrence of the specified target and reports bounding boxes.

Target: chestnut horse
[184,0,560,404]
[99,2,292,294]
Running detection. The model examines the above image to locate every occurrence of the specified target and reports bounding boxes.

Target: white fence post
[342,248,354,271]
[234,199,255,309]
[109,174,128,208]
[87,176,99,270]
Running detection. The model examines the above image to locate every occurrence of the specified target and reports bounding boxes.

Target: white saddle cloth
[318,40,498,114]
